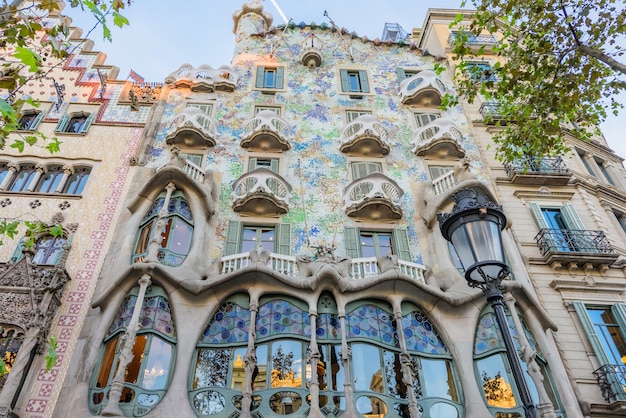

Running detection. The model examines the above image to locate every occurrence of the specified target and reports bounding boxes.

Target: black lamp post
[437,188,539,418]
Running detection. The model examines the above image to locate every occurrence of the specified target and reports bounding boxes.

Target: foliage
[448,0,625,161]
[44,335,58,372]
[0,0,130,152]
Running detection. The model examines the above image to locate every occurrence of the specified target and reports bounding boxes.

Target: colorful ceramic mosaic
[346,304,397,347]
[401,311,449,355]
[316,313,342,341]
[106,293,176,339]
[256,300,311,338]
[201,302,250,344]
[474,312,522,355]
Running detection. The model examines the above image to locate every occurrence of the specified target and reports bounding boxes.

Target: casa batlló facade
[1,2,626,418]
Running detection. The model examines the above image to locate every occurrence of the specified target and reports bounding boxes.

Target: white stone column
[25,164,45,192]
[338,313,357,418]
[145,182,176,262]
[0,162,18,190]
[101,274,152,416]
[307,310,324,418]
[55,165,74,193]
[240,289,261,418]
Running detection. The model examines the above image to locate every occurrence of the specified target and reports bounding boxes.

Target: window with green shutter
[339,69,370,95]
[255,66,285,90]
[345,109,372,123]
[186,103,213,115]
[350,161,382,181]
[223,221,291,256]
[396,68,419,82]
[343,226,411,261]
[414,112,440,128]
[18,110,45,131]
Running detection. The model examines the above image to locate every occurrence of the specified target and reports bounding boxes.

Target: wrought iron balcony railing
[448,32,498,46]
[504,157,569,176]
[535,228,615,256]
[479,101,503,121]
[593,364,626,402]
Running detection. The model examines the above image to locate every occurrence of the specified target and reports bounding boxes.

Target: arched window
[33,235,67,265]
[63,166,91,194]
[0,326,24,390]
[35,165,64,193]
[133,191,193,267]
[89,285,176,416]
[474,306,562,417]
[9,164,36,192]
[55,112,94,134]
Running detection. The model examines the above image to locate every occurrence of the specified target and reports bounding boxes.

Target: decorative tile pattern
[200,302,250,345]
[346,304,397,347]
[256,299,311,338]
[402,310,449,355]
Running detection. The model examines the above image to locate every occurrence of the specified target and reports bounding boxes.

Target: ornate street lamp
[438,188,539,418]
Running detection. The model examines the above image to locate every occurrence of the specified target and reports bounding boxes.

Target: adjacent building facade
[1,2,626,418]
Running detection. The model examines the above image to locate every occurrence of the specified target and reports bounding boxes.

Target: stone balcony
[400,70,446,106]
[300,36,322,68]
[165,107,219,148]
[165,64,238,92]
[432,170,457,195]
[231,168,292,216]
[220,252,426,282]
[504,156,571,186]
[240,110,291,152]
[535,228,619,269]
[339,114,390,157]
[411,118,465,159]
[343,173,403,221]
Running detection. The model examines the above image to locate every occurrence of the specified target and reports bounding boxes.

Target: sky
[62,0,625,159]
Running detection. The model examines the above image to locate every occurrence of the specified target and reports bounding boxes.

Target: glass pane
[264,69,276,88]
[476,355,517,408]
[587,308,626,364]
[348,73,361,92]
[253,344,268,390]
[269,391,302,415]
[377,234,392,257]
[330,345,344,391]
[10,169,34,191]
[124,335,147,384]
[134,221,153,260]
[429,402,459,418]
[193,390,226,415]
[271,340,303,388]
[193,348,230,389]
[355,395,387,418]
[422,359,457,401]
[33,237,65,265]
[352,344,383,393]
[141,337,172,390]
[95,336,118,388]
[231,347,247,390]
[360,233,376,257]
[384,351,405,398]
[165,218,193,255]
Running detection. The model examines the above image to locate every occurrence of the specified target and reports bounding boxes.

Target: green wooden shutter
[255,66,266,88]
[55,114,69,132]
[573,302,612,365]
[248,158,258,171]
[224,220,243,256]
[274,223,291,255]
[339,69,350,92]
[10,237,25,262]
[560,203,586,230]
[391,228,411,261]
[344,226,361,258]
[396,68,406,82]
[31,111,45,130]
[611,304,626,342]
[275,67,285,89]
[528,203,549,229]
[269,158,279,174]
[80,113,95,133]
[358,70,370,93]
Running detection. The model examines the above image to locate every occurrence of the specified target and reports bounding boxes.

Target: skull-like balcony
[231,168,292,216]
[411,118,465,159]
[339,115,390,157]
[165,107,219,148]
[165,64,238,92]
[343,173,403,221]
[240,110,291,152]
[400,70,446,106]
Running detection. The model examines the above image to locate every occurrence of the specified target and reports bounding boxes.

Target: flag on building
[128,69,145,84]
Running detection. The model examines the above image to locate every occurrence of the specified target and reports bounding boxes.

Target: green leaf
[46,137,61,154]
[113,12,129,28]
[0,357,7,375]
[50,224,64,238]
[13,47,41,72]
[44,336,58,372]
[10,140,24,153]
[24,135,37,146]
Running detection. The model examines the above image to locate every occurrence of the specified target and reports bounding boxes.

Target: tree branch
[577,44,626,76]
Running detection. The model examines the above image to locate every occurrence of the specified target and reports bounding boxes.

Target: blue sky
[63,0,625,158]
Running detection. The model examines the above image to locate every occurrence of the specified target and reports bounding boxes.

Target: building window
[63,166,91,194]
[474,306,562,416]
[255,66,285,90]
[576,149,597,177]
[464,62,497,82]
[529,202,589,252]
[33,235,67,265]
[573,302,626,402]
[133,191,194,267]
[0,327,24,388]
[350,161,382,181]
[35,165,64,193]
[595,158,616,186]
[179,152,204,168]
[428,165,453,181]
[0,163,10,186]
[89,285,176,416]
[345,109,372,123]
[339,69,370,95]
[55,112,95,134]
[187,103,213,115]
[414,112,440,128]
[8,164,36,192]
[254,105,281,116]
[344,227,412,261]
[396,68,419,81]
[249,157,279,174]
[18,110,44,131]
[223,221,291,256]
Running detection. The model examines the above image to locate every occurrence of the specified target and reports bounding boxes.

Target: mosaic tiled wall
[145,21,486,265]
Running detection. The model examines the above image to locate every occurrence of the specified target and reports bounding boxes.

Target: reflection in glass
[430,402,460,418]
[355,395,387,418]
[193,390,226,415]
[230,348,247,390]
[232,395,262,411]
[193,348,230,389]
[384,351,406,398]
[422,359,458,401]
[269,391,302,415]
[271,341,303,388]
[477,356,517,408]
[352,344,383,393]
[142,337,172,390]
[253,345,268,390]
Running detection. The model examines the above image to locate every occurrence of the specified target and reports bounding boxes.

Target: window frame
[344,226,412,262]
[345,109,373,123]
[253,104,283,116]
[8,164,37,192]
[223,220,291,256]
[55,111,95,134]
[17,110,45,131]
[254,65,286,92]
[63,166,91,195]
[413,110,441,128]
[186,102,214,116]
[338,68,371,97]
